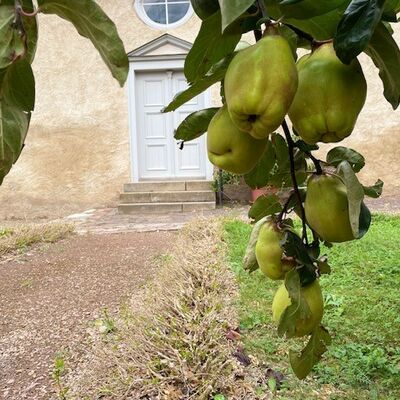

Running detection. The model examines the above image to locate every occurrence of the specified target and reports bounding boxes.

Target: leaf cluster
[0,0,129,184]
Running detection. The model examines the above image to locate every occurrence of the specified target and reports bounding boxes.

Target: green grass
[223,214,400,400]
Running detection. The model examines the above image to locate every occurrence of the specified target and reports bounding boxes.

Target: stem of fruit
[303,150,323,175]
[282,119,309,245]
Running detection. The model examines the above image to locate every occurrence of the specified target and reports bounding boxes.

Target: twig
[282,23,314,43]
[258,0,269,19]
[282,119,309,245]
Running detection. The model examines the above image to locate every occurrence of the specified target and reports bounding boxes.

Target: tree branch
[282,119,309,245]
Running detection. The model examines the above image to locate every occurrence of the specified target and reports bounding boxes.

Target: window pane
[143,0,165,4]
[144,4,167,24]
[167,3,189,24]
[167,0,189,2]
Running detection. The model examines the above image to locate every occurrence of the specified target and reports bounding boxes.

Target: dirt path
[0,231,174,399]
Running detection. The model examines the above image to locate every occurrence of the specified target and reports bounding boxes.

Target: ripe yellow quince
[305,173,354,243]
[288,43,367,144]
[207,106,267,174]
[272,279,323,337]
[224,26,298,139]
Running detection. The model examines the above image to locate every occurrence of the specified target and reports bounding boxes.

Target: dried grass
[65,219,266,399]
[0,221,75,256]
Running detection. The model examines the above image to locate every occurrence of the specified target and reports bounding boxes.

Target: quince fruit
[305,173,354,243]
[255,219,294,280]
[272,279,324,337]
[207,106,267,174]
[224,26,298,139]
[288,43,367,144]
[190,0,219,20]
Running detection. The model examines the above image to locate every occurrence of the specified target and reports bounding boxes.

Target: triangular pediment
[128,34,192,58]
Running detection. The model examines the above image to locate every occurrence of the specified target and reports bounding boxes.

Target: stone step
[119,190,215,204]
[123,180,213,193]
[118,202,216,214]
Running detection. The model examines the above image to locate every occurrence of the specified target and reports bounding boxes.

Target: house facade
[0,1,399,219]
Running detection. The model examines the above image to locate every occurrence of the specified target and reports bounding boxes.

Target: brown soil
[0,231,175,399]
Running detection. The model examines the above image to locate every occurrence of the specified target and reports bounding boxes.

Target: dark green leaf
[1,59,35,111]
[326,146,365,172]
[289,325,332,379]
[358,201,372,238]
[244,139,276,189]
[0,102,30,184]
[382,0,400,20]
[243,216,268,273]
[184,11,240,83]
[334,0,386,64]
[163,54,234,112]
[278,269,311,338]
[175,107,219,142]
[0,5,26,69]
[365,22,400,109]
[218,0,254,31]
[278,0,350,19]
[190,0,220,20]
[281,231,317,286]
[38,0,128,86]
[337,160,365,238]
[248,194,282,222]
[295,139,319,153]
[363,179,384,198]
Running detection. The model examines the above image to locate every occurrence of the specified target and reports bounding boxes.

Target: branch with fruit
[166,0,397,379]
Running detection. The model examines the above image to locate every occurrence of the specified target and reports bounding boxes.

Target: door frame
[127,40,213,183]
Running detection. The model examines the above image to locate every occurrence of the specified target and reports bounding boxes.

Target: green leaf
[382,0,400,21]
[37,0,128,86]
[326,146,365,172]
[277,269,311,338]
[365,22,400,109]
[175,108,219,142]
[184,11,240,83]
[0,5,26,69]
[0,101,30,184]
[281,230,317,286]
[363,179,384,198]
[279,0,350,20]
[248,194,282,222]
[218,0,254,31]
[289,325,332,379]
[163,54,234,112]
[334,0,386,64]
[244,139,276,189]
[358,201,372,239]
[1,59,35,111]
[191,0,220,20]
[336,161,365,238]
[243,216,268,273]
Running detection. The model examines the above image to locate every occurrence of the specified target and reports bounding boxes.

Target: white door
[135,70,208,180]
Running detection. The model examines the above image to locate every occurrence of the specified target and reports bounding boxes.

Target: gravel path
[0,231,174,399]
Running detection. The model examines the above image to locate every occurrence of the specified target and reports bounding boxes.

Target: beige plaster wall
[0,1,398,219]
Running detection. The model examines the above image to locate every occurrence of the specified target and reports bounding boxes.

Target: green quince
[207,106,267,174]
[305,173,354,243]
[255,219,294,280]
[224,26,298,139]
[288,43,367,144]
[272,279,324,337]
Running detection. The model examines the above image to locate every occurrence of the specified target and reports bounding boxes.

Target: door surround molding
[127,34,213,182]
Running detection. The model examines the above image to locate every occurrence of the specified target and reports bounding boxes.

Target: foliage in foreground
[224,214,400,399]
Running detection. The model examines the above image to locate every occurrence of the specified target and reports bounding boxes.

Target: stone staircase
[118,180,216,214]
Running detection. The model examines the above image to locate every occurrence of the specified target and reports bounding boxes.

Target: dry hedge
[65,219,266,399]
